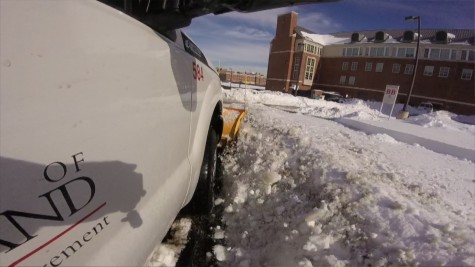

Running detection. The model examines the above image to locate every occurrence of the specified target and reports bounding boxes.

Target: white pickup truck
[0,0,335,266]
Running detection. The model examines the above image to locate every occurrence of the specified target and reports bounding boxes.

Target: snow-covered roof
[296,28,474,46]
[328,29,474,45]
[300,31,349,45]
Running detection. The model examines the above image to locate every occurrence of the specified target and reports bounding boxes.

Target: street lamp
[402,15,421,113]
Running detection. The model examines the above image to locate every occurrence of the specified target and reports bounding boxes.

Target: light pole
[401,15,421,115]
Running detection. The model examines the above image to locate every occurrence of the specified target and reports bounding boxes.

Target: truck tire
[186,124,218,214]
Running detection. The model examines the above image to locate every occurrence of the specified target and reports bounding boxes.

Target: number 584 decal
[193,62,204,81]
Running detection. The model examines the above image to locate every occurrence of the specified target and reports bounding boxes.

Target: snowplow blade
[221,107,247,146]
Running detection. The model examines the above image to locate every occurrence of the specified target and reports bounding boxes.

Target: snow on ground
[221,82,265,91]
[215,89,475,266]
[146,218,192,266]
[151,89,475,266]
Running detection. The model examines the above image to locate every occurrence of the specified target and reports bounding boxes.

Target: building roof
[295,26,475,46]
[332,29,474,45]
[295,26,349,45]
[295,25,315,35]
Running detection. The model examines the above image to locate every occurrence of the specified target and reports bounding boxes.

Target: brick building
[266,12,475,114]
[219,69,266,86]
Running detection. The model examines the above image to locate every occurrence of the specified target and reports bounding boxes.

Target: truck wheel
[187,125,218,214]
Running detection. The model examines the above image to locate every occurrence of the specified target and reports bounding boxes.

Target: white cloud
[200,40,270,70]
[297,11,342,33]
[223,26,273,41]
[185,6,343,74]
[219,7,295,29]
[185,11,277,73]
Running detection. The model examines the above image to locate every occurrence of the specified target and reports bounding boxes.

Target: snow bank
[406,111,475,132]
[223,89,475,161]
[146,218,192,266]
[223,89,381,119]
[337,117,475,162]
[153,89,474,266]
[218,105,475,266]
[223,89,475,127]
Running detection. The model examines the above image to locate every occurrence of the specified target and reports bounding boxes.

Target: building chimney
[276,11,298,38]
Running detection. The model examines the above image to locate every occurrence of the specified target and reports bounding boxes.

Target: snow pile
[146,218,192,266]
[223,89,303,108]
[217,104,475,266]
[152,89,474,266]
[223,89,475,128]
[407,111,475,133]
[223,89,474,161]
[223,89,381,120]
[221,82,265,91]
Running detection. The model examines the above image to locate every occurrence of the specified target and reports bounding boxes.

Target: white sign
[382,85,399,105]
[379,85,400,119]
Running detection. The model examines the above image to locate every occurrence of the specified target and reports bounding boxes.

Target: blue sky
[184,0,474,74]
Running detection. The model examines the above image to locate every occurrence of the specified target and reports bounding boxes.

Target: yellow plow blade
[221,107,247,146]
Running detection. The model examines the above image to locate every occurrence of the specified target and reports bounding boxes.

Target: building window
[423,48,430,59]
[469,51,475,61]
[370,47,377,57]
[392,63,401,73]
[351,62,358,71]
[293,70,299,80]
[451,50,457,60]
[461,69,473,80]
[365,47,369,56]
[344,47,360,57]
[348,76,356,85]
[397,47,406,57]
[294,56,300,71]
[365,62,372,72]
[295,56,301,65]
[391,47,397,57]
[305,44,317,54]
[304,57,316,81]
[404,64,414,75]
[406,48,415,58]
[339,75,346,84]
[377,47,385,57]
[397,47,415,58]
[296,43,304,52]
[461,50,468,61]
[375,63,384,72]
[342,62,349,71]
[423,65,434,76]
[440,49,450,60]
[438,67,449,78]
[430,49,440,60]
